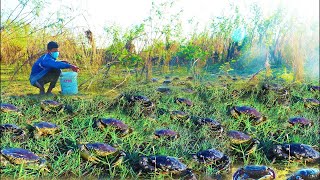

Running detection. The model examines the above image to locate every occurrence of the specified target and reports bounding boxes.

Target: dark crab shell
[288,117,312,126]
[163,80,172,84]
[151,78,159,82]
[92,118,132,136]
[40,100,63,107]
[181,88,195,93]
[1,124,21,133]
[262,83,288,94]
[231,106,262,118]
[32,122,60,138]
[175,98,193,107]
[40,100,64,112]
[271,143,320,162]
[80,143,117,156]
[176,81,187,86]
[309,85,320,92]
[127,95,152,107]
[227,130,252,144]
[157,87,171,93]
[192,148,230,171]
[78,142,127,166]
[194,118,223,132]
[154,129,179,139]
[170,110,190,121]
[132,95,150,103]
[93,118,128,130]
[1,148,40,164]
[233,165,276,180]
[304,98,320,108]
[230,106,266,125]
[227,130,260,155]
[139,155,187,173]
[287,168,320,180]
[186,76,194,80]
[79,143,126,165]
[34,122,59,129]
[0,124,25,137]
[1,103,19,112]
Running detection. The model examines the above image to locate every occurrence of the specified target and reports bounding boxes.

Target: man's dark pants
[35,69,61,90]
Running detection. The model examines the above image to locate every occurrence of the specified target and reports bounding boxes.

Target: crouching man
[30,41,80,95]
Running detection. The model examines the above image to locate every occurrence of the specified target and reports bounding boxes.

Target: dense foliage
[1,0,319,83]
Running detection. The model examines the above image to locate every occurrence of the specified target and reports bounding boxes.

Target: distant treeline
[1,0,319,81]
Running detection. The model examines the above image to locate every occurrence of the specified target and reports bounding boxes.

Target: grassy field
[1,65,319,179]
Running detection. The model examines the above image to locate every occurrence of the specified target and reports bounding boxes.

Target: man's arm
[41,58,72,69]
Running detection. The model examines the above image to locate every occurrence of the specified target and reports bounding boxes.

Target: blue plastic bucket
[60,72,78,95]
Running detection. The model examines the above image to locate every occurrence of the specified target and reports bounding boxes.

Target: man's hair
[47,41,59,50]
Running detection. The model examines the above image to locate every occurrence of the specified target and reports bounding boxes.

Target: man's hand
[71,65,80,72]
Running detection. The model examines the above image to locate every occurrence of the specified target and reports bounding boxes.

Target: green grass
[1,64,319,179]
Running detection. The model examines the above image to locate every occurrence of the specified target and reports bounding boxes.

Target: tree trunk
[146,53,152,82]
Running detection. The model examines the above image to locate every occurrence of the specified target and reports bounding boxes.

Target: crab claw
[181,168,197,180]
[191,154,198,161]
[112,151,126,167]
[233,167,244,180]
[39,158,52,172]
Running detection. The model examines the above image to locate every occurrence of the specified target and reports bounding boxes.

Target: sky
[58,0,319,35]
[1,0,319,41]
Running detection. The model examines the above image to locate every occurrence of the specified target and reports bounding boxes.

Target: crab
[40,100,64,113]
[154,129,179,139]
[127,95,150,105]
[163,80,172,85]
[260,84,290,105]
[126,95,154,108]
[170,110,190,122]
[0,124,26,140]
[262,83,288,95]
[287,168,319,180]
[181,88,195,94]
[78,142,126,165]
[173,80,189,86]
[157,87,171,93]
[229,106,267,125]
[31,122,60,139]
[233,165,276,180]
[303,98,319,108]
[309,85,320,92]
[175,98,193,107]
[193,117,223,133]
[122,94,155,116]
[186,76,194,81]
[177,81,187,85]
[0,103,22,115]
[227,130,260,155]
[151,78,159,82]
[270,143,319,163]
[288,117,312,127]
[92,118,133,137]
[192,148,230,171]
[138,155,195,179]
[0,148,49,171]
